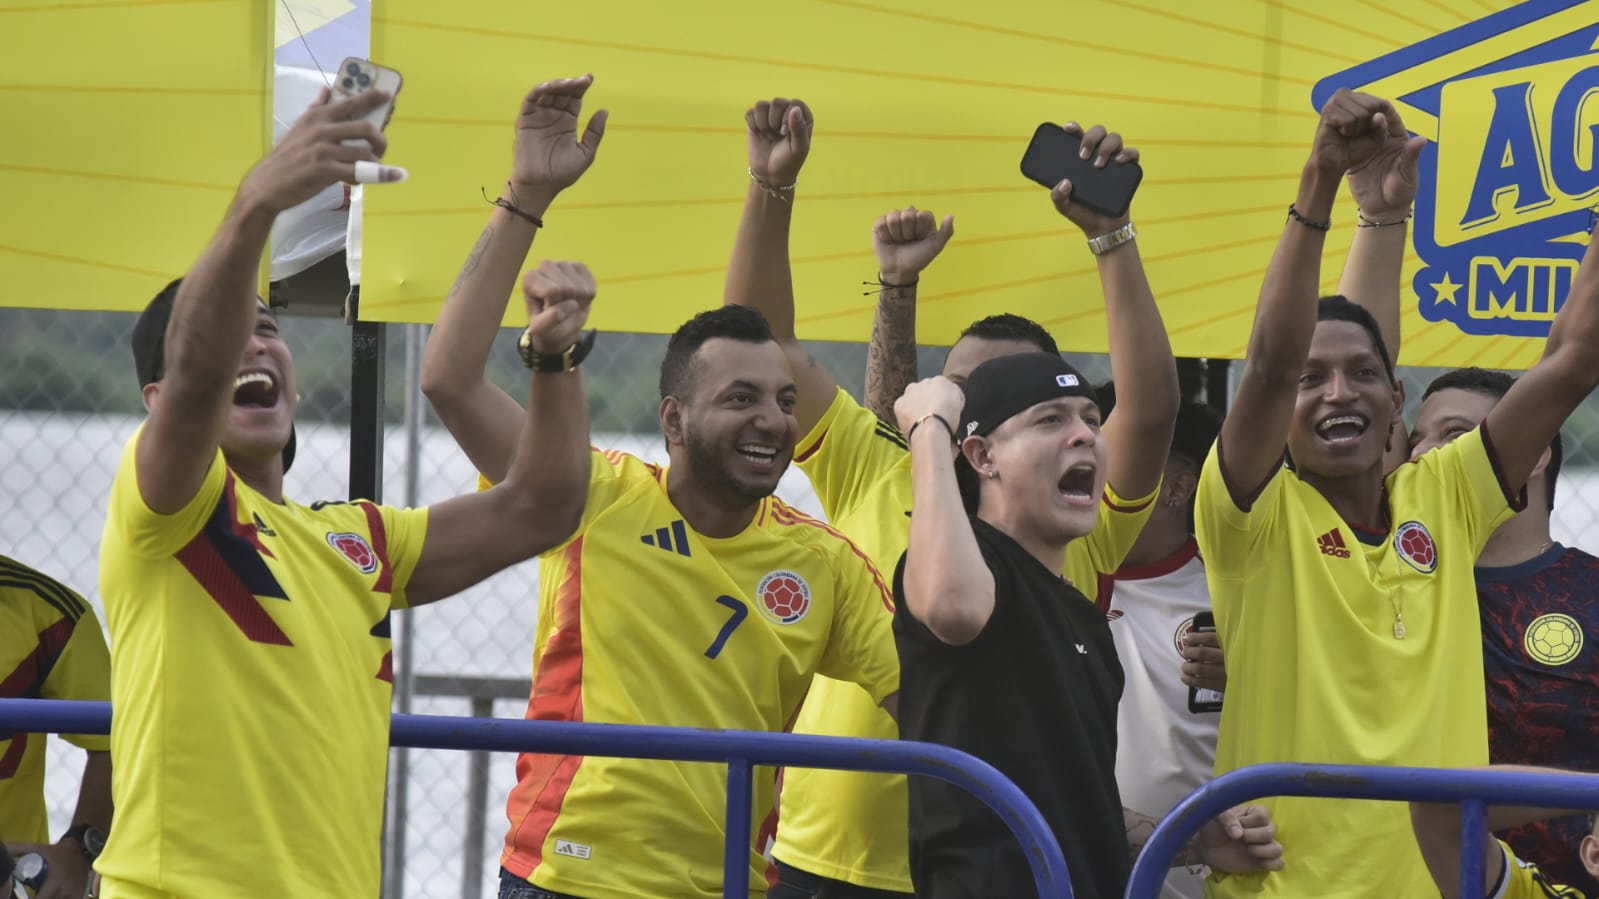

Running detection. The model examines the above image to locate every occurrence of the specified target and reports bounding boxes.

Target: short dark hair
[659,305,776,401]
[132,278,185,387]
[958,313,1059,356]
[1317,295,1395,382]
[1424,367,1563,511]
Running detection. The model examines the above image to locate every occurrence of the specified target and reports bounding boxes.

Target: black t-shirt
[893,517,1128,899]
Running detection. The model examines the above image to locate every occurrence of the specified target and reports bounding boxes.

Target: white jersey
[1104,539,1219,899]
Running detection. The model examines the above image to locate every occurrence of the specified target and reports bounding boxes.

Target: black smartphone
[1186,611,1225,714]
[1019,123,1143,219]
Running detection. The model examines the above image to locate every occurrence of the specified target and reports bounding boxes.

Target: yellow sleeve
[1494,840,1582,899]
[1195,436,1288,577]
[1065,478,1162,598]
[479,448,637,557]
[105,423,228,559]
[816,538,901,704]
[1413,425,1523,557]
[377,504,429,611]
[794,388,910,521]
[41,604,111,751]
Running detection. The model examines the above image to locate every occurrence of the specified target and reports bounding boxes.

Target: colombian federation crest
[328,531,380,574]
[1314,1,1599,340]
[1525,612,1584,665]
[1394,521,1439,574]
[757,570,812,625]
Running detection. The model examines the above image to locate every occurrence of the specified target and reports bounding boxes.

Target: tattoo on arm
[448,224,494,300]
[865,288,919,424]
[1125,809,1158,864]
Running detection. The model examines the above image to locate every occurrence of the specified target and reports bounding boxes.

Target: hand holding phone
[1184,611,1226,714]
[329,57,403,149]
[1019,122,1142,227]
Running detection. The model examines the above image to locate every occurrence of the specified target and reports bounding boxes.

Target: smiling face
[968,395,1108,544]
[143,301,298,467]
[1409,387,1497,461]
[670,338,798,506]
[1287,320,1400,480]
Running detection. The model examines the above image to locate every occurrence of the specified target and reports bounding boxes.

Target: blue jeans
[498,868,588,899]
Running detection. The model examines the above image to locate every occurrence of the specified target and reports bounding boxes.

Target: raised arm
[139,89,396,512]
[895,377,994,645]
[421,75,606,484]
[1049,123,1177,500]
[407,262,595,605]
[864,206,954,422]
[1482,229,1599,494]
[1337,104,1425,358]
[722,98,839,435]
[1218,91,1393,500]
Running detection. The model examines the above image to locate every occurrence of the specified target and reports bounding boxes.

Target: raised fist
[1049,122,1139,237]
[509,74,608,204]
[523,261,596,354]
[874,206,955,286]
[1310,88,1410,183]
[241,87,403,215]
[1341,96,1426,220]
[894,376,966,445]
[746,97,813,187]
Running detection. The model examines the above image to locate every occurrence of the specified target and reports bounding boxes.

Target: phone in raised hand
[1019,122,1143,219]
[328,57,403,147]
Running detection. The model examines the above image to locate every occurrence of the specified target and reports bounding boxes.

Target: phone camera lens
[357,72,371,88]
[341,77,355,90]
[346,62,361,75]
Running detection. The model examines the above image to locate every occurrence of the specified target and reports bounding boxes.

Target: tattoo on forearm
[865,290,919,424]
[448,224,495,300]
[1126,811,1158,863]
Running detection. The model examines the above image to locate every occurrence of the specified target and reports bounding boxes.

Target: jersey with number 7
[500,449,899,899]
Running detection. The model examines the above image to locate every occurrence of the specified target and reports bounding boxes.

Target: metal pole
[348,318,386,502]
[463,696,494,899]
[385,322,426,899]
[723,758,754,899]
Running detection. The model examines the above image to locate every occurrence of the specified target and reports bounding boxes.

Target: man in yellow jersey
[0,557,111,899]
[1195,88,1599,897]
[97,84,596,899]
[420,76,900,899]
[1411,767,1598,899]
[720,97,1178,898]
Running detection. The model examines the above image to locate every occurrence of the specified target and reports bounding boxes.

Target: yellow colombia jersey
[0,556,110,844]
[500,448,899,899]
[774,389,1158,891]
[1195,425,1518,899]
[1495,840,1589,899]
[97,426,426,899]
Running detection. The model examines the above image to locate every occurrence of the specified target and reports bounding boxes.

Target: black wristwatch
[517,328,598,372]
[62,823,107,861]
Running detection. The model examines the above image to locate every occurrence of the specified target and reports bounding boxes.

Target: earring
[986,469,998,480]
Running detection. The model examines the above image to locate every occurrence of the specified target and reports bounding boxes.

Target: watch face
[82,827,107,858]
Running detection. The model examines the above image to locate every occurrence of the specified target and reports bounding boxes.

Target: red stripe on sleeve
[502,537,587,879]
[359,501,395,594]
[770,505,895,612]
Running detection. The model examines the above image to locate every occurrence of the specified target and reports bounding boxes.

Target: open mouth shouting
[1314,413,1369,447]
[233,369,281,410]
[1057,462,1098,507]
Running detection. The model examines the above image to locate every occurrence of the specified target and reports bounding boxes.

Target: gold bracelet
[748,167,797,202]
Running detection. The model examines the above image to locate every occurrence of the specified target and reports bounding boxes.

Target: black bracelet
[483,183,544,229]
[907,413,955,445]
[862,276,920,297]
[1286,204,1331,232]
[1356,209,1413,228]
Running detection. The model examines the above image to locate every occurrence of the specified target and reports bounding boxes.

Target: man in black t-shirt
[891,353,1285,898]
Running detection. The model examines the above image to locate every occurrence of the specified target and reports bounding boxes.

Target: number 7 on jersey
[705,595,748,659]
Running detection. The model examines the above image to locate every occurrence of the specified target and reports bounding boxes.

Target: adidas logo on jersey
[1317,528,1351,559]
[640,519,692,557]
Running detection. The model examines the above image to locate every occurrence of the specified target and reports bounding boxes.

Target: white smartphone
[328,57,403,147]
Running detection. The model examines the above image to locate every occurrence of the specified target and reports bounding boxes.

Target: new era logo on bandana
[1057,374,1080,387]
[1317,528,1351,559]
[328,532,380,574]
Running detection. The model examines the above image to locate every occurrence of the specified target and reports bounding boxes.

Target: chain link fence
[8,303,1599,897]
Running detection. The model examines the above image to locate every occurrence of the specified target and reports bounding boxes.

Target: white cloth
[1106,542,1219,899]
[270,64,351,281]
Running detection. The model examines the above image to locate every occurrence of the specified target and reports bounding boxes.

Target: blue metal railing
[1124,763,1599,899]
[0,698,1073,898]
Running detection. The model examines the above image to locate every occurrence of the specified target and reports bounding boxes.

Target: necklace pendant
[1394,619,1407,640]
